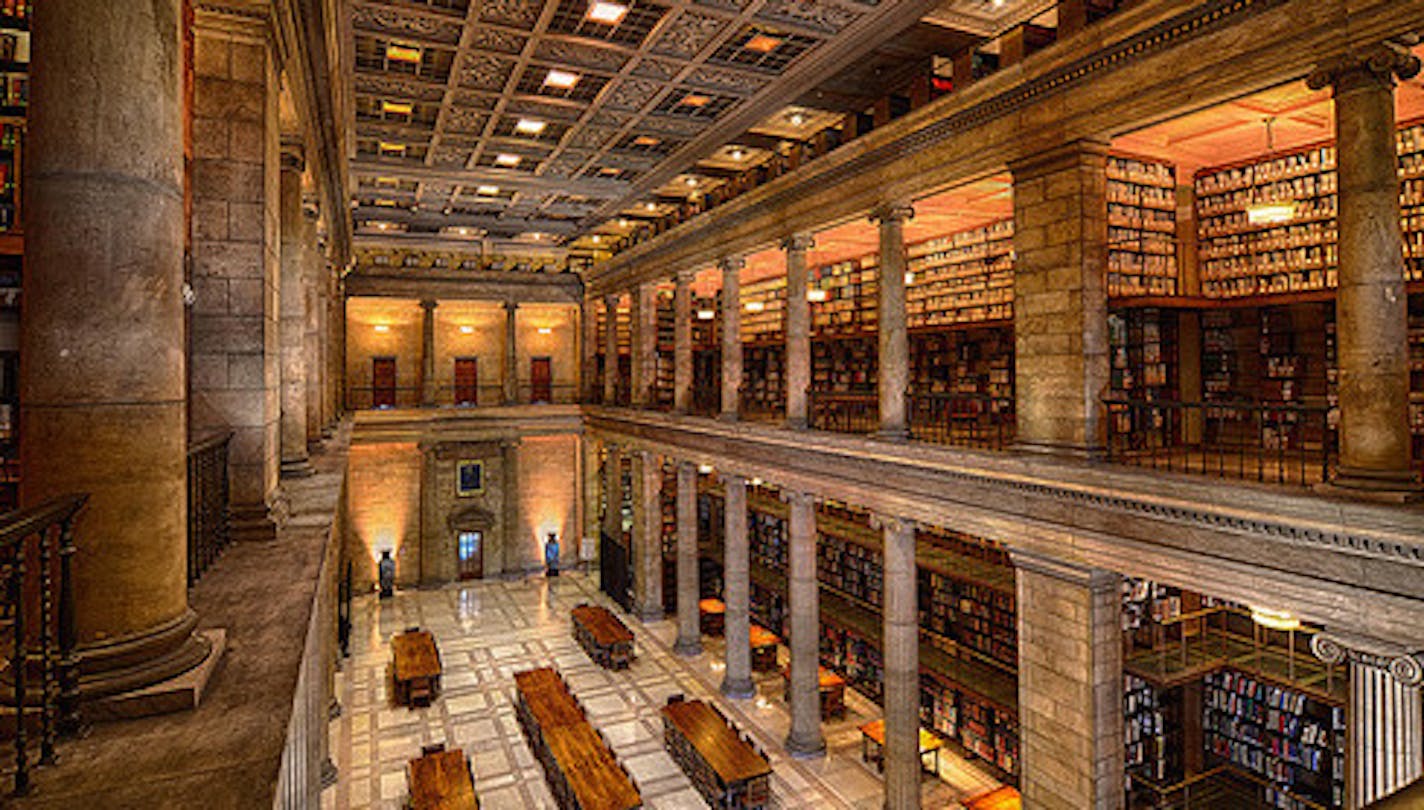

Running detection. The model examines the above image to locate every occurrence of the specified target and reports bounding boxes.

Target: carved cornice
[781,234,816,253]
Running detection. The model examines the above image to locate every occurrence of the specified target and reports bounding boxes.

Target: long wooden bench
[513,667,642,810]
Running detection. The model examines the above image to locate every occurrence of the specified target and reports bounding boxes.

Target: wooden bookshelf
[811,335,877,393]
[740,277,786,344]
[906,219,1013,326]
[1108,155,1178,298]
[910,325,1013,399]
[811,258,878,336]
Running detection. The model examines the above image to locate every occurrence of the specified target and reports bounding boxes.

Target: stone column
[503,300,519,405]
[632,282,656,408]
[303,209,322,444]
[603,293,619,405]
[1312,633,1424,808]
[720,473,754,698]
[877,515,919,809]
[1308,46,1423,499]
[501,438,521,576]
[602,443,623,540]
[581,295,597,402]
[318,261,335,437]
[23,0,212,699]
[673,461,701,655]
[190,4,285,540]
[630,451,664,621]
[872,205,913,440]
[784,235,815,429]
[784,490,824,757]
[719,257,745,421]
[674,270,694,413]
[278,145,313,477]
[582,436,602,563]
[1009,141,1110,457]
[419,299,437,406]
[1011,550,1124,810]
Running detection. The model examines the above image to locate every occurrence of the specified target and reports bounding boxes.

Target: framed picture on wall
[457,460,484,496]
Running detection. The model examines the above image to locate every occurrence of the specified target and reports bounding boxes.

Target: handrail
[0,494,86,550]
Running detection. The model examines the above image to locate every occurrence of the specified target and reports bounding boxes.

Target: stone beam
[344,268,584,304]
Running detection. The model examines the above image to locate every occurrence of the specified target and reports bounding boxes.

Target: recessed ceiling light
[515,118,547,135]
[476,185,501,196]
[599,167,622,176]
[645,202,657,211]
[495,153,521,167]
[788,111,806,126]
[386,43,421,64]
[382,100,413,116]
[586,0,628,25]
[684,177,699,187]
[680,93,711,107]
[744,33,782,53]
[379,141,406,156]
[617,218,629,228]
[375,198,397,207]
[544,68,580,89]
[592,235,602,243]
[632,135,661,147]
[729,147,745,160]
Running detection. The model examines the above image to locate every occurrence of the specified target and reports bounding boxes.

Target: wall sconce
[697,464,713,474]
[537,327,553,335]
[1249,606,1301,631]
[460,325,474,334]
[696,309,715,320]
[374,324,391,333]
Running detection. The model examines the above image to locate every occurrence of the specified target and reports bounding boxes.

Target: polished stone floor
[325,570,1002,809]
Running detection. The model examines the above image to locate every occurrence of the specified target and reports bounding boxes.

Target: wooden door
[372,356,397,408]
[457,531,482,579]
[530,356,552,403]
[454,357,478,405]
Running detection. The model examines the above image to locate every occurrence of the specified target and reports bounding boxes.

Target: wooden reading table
[748,624,780,672]
[662,699,772,809]
[407,747,477,809]
[571,604,635,670]
[858,718,944,776]
[393,629,442,708]
[780,665,846,719]
[513,667,642,810]
[699,598,725,636]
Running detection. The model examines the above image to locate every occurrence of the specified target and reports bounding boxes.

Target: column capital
[779,489,816,508]
[603,292,621,307]
[1010,548,1120,591]
[868,513,916,535]
[781,233,816,253]
[718,256,746,274]
[279,142,305,173]
[869,202,914,225]
[674,267,696,286]
[1308,42,1422,93]
[676,460,699,475]
[1311,632,1424,685]
[419,298,438,311]
[720,471,748,487]
[503,299,519,312]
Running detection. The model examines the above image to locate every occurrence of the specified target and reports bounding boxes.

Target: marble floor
[325,571,1003,809]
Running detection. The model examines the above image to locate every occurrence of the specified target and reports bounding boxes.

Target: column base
[784,416,808,431]
[637,606,665,624]
[280,458,316,478]
[85,627,225,721]
[784,731,826,759]
[1013,439,1106,460]
[229,501,282,542]
[320,757,339,789]
[1318,466,1423,503]
[720,676,755,700]
[673,636,702,657]
[875,426,908,442]
[75,609,216,705]
[718,411,739,423]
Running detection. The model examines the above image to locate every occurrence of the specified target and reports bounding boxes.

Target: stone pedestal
[1312,633,1424,808]
[872,208,913,440]
[278,146,313,478]
[1010,141,1110,458]
[784,235,814,430]
[503,301,518,405]
[719,258,745,421]
[720,474,754,699]
[878,516,918,809]
[189,5,285,540]
[674,271,694,414]
[23,0,214,702]
[673,462,701,655]
[603,294,620,405]
[630,451,664,622]
[1012,550,1124,810]
[784,491,824,757]
[1308,46,1423,499]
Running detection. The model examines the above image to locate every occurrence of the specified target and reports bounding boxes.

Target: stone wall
[344,298,422,404]
[515,304,579,400]
[432,302,505,403]
[344,440,421,589]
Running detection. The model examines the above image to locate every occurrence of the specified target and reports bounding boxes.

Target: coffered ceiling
[347,0,1043,252]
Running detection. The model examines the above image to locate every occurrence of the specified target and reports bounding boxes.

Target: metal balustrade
[187,431,232,585]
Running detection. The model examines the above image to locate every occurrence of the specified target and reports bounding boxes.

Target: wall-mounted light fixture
[374,324,391,333]
[1249,606,1301,632]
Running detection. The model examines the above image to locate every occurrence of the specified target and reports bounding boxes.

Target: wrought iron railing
[345,384,580,409]
[907,392,1016,450]
[1,494,86,796]
[187,431,232,585]
[1103,398,1337,486]
[738,387,783,424]
[689,381,720,417]
[808,390,878,435]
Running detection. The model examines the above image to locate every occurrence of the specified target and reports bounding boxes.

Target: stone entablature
[586,406,1424,648]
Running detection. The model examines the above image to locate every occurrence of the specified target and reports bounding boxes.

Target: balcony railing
[345,384,577,410]
[809,390,878,435]
[1,494,86,796]
[1103,398,1337,486]
[908,392,1016,450]
[187,431,232,586]
[689,381,720,417]
[738,387,784,424]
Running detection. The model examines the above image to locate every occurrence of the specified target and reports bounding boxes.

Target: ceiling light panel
[710,28,818,72]
[514,65,609,102]
[652,90,737,120]
[547,0,667,47]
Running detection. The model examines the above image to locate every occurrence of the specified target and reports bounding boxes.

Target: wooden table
[964,786,1021,810]
[408,748,477,809]
[748,624,780,672]
[513,667,643,810]
[571,604,635,670]
[699,599,725,636]
[858,719,945,776]
[662,699,772,809]
[514,668,585,733]
[780,665,846,719]
[393,630,442,707]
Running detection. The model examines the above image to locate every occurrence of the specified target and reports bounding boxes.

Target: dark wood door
[454,357,478,405]
[530,356,552,403]
[457,531,482,579]
[372,356,397,408]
